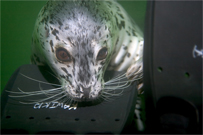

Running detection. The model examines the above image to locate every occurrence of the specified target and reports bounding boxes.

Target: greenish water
[1,1,147,93]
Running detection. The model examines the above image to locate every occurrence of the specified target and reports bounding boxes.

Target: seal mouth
[75,97,95,102]
[63,85,98,102]
[65,85,103,103]
[71,93,101,102]
[73,92,104,107]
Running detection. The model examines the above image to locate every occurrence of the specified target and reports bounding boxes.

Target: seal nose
[81,85,91,99]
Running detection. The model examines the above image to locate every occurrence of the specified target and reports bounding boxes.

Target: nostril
[98,90,102,96]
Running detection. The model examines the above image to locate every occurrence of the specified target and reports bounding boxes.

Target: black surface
[1,65,137,134]
[144,1,202,134]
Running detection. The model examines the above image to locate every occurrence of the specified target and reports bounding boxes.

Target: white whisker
[105,80,128,85]
[67,99,74,107]
[127,70,143,79]
[61,97,71,105]
[45,70,61,82]
[105,75,143,86]
[102,91,123,96]
[105,82,129,89]
[131,74,143,81]
[103,86,126,91]
[110,72,126,80]
[50,94,67,103]
[19,91,66,104]
[105,72,126,84]
[20,73,61,86]
[101,95,113,102]
[8,89,59,97]
[39,83,58,97]
[6,86,63,95]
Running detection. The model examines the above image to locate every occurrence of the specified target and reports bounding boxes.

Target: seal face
[31,0,143,102]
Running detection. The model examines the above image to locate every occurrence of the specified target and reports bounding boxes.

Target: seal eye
[97,47,108,60]
[56,48,71,62]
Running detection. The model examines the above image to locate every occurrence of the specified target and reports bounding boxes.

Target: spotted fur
[31,0,143,102]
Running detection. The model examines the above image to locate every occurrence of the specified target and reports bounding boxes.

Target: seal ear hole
[97,47,108,60]
[115,119,120,122]
[6,116,11,119]
[91,119,96,122]
[45,117,51,120]
[56,47,72,62]
[75,118,79,121]
[29,117,34,120]
[185,72,190,78]
[157,67,163,72]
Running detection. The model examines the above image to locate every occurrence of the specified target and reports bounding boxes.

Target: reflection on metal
[33,101,77,110]
[193,45,203,58]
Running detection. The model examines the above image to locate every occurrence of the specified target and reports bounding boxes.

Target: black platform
[1,65,137,134]
[144,1,202,134]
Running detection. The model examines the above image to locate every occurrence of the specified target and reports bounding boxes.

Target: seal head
[31,1,121,101]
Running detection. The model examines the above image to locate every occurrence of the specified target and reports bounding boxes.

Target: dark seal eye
[56,47,71,62]
[97,47,108,60]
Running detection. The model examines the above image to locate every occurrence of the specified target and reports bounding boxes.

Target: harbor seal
[29,0,143,104]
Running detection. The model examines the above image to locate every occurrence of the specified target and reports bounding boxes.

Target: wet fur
[8,0,143,105]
